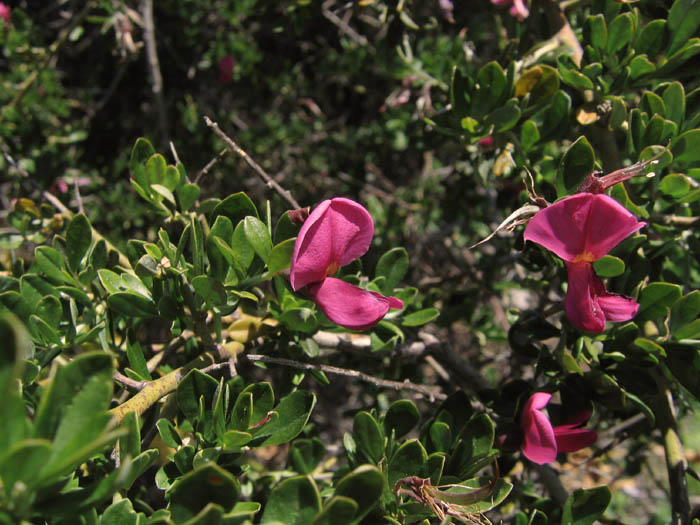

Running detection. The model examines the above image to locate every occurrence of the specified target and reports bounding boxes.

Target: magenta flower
[524,193,645,333]
[490,0,529,21]
[0,3,10,27]
[218,56,235,83]
[290,198,403,330]
[521,392,597,464]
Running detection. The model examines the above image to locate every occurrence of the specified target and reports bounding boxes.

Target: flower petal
[524,194,590,262]
[520,393,557,465]
[306,277,401,330]
[564,262,606,333]
[591,275,639,322]
[290,198,374,291]
[553,426,597,453]
[510,0,529,20]
[582,194,645,259]
[524,194,644,262]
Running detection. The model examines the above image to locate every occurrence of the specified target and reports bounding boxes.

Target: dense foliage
[2,0,700,523]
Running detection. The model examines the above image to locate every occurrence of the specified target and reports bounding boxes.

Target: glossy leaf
[260,475,321,525]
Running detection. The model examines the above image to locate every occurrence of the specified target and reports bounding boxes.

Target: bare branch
[243,353,446,402]
[204,116,301,209]
[141,0,169,146]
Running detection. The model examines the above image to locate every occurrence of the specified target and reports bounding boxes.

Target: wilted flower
[524,193,644,333]
[490,0,529,21]
[290,198,403,330]
[218,55,235,83]
[520,392,597,464]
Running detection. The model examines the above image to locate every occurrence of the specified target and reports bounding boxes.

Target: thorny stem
[204,117,301,210]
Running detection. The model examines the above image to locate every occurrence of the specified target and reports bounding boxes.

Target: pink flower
[218,56,235,83]
[0,3,10,27]
[524,193,645,333]
[521,392,597,464]
[290,198,403,330]
[490,0,529,21]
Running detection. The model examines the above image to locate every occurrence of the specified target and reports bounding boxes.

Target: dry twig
[204,116,301,209]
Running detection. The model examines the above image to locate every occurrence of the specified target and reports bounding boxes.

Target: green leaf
[606,96,627,130]
[636,19,666,57]
[663,81,686,125]
[670,291,700,334]
[34,352,112,440]
[456,414,495,477]
[231,220,255,273]
[671,129,700,165]
[629,55,655,81]
[606,13,633,54]
[177,369,219,421]
[225,501,261,524]
[353,411,385,463]
[274,210,302,244]
[176,184,200,212]
[288,438,326,475]
[375,247,409,295]
[429,421,452,453]
[637,282,683,321]
[100,499,140,525]
[65,213,92,272]
[561,486,611,525]
[593,255,625,277]
[0,291,32,326]
[0,439,52,494]
[38,355,115,482]
[157,418,182,448]
[667,0,700,55]
[470,62,508,118]
[192,275,227,308]
[167,462,240,522]
[211,192,259,224]
[387,439,428,488]
[641,91,666,119]
[278,307,318,333]
[34,246,71,284]
[450,67,472,121]
[260,475,321,525]
[484,102,521,133]
[520,119,540,151]
[401,307,439,326]
[243,216,273,263]
[659,173,690,198]
[130,138,156,175]
[118,409,141,462]
[107,292,158,317]
[253,390,316,446]
[557,136,595,196]
[312,496,358,525]
[333,465,384,521]
[239,382,275,426]
[267,238,296,275]
[0,313,31,412]
[384,399,420,439]
[35,295,62,329]
[98,268,123,294]
[229,391,253,432]
[586,14,607,52]
[557,58,594,91]
[126,337,151,381]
